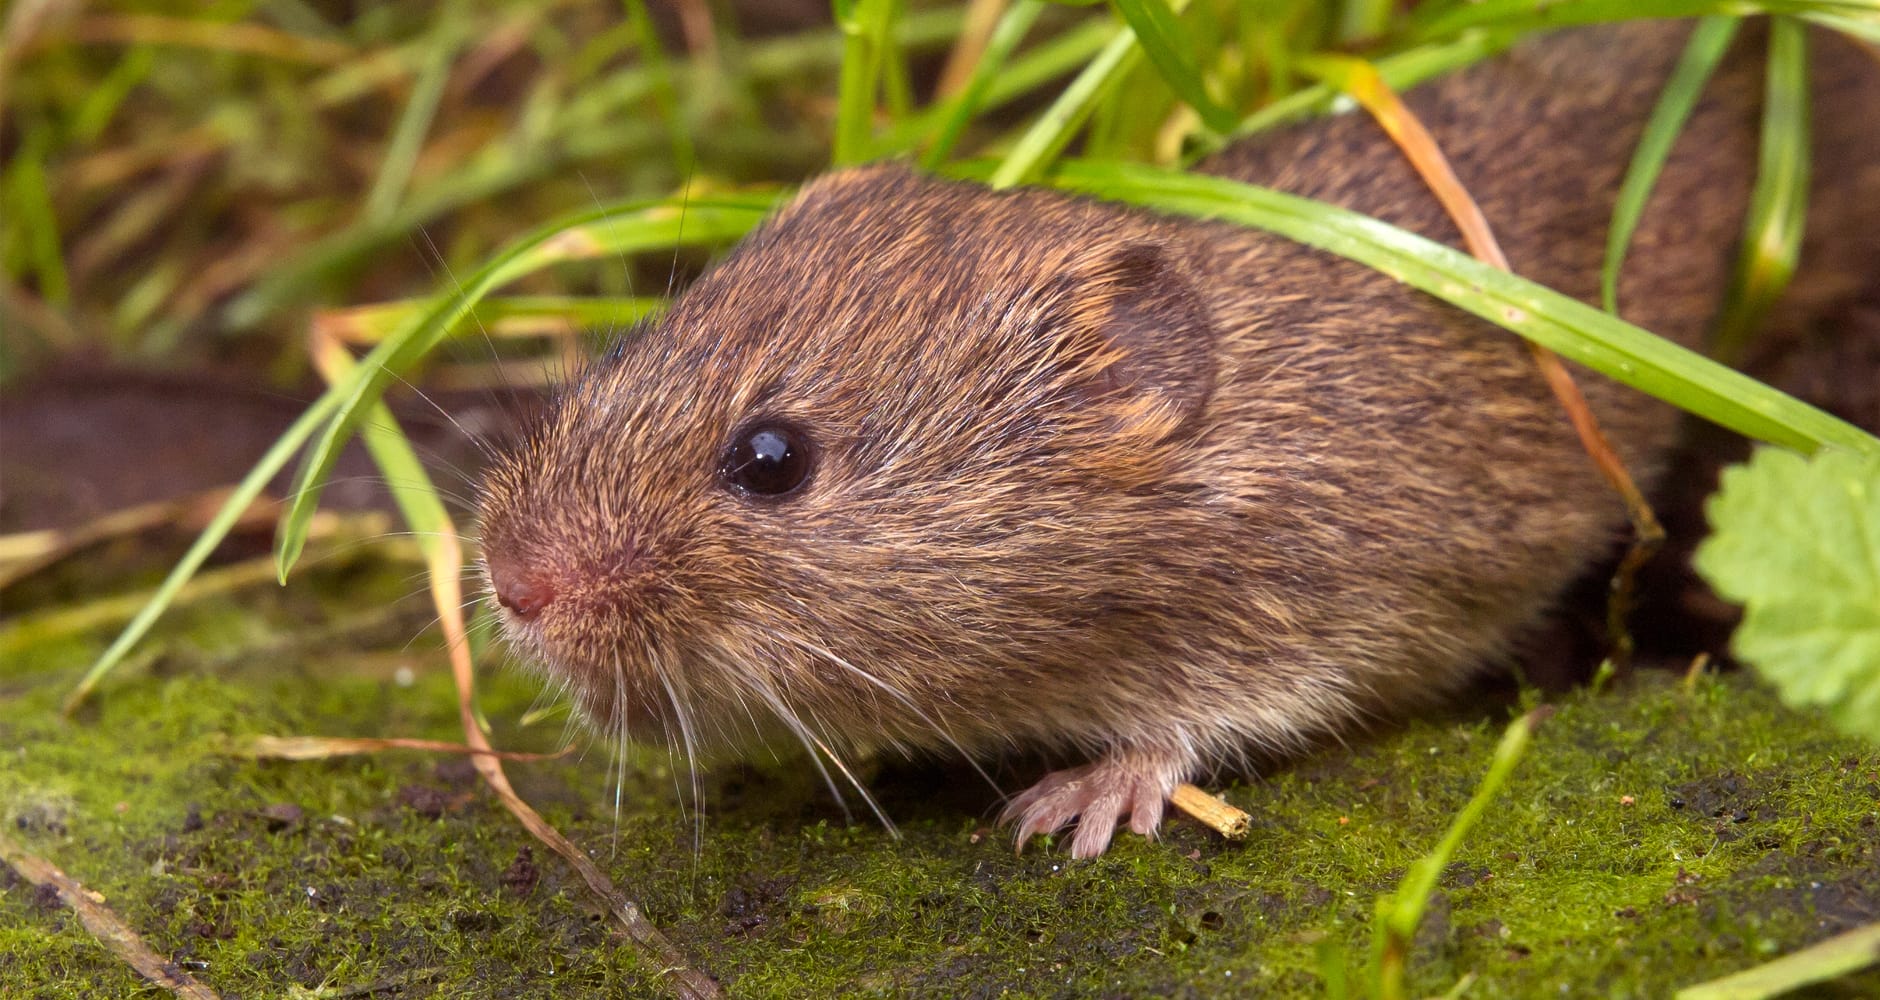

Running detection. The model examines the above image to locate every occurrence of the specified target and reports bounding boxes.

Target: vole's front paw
[1000,746,1190,858]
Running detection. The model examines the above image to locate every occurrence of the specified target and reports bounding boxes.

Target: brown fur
[477,22,1880,857]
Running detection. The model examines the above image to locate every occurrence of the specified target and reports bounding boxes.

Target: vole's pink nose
[489,561,558,620]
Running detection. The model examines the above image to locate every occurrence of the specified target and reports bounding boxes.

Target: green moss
[4,549,1879,997]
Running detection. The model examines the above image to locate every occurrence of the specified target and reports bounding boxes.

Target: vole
[476,20,1880,857]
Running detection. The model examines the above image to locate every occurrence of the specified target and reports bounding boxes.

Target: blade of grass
[319,294,664,342]
[1372,709,1546,1000]
[272,193,777,579]
[65,396,336,712]
[1335,0,1394,45]
[1603,15,1740,315]
[307,320,452,571]
[920,0,1047,168]
[3,127,70,306]
[1190,30,1515,158]
[1031,159,1880,456]
[624,0,697,175]
[881,0,916,119]
[1111,0,1238,131]
[1674,921,1880,999]
[1711,16,1810,366]
[833,0,898,166]
[1803,11,1880,41]
[989,18,1141,188]
[362,8,462,223]
[1412,0,1878,40]
[886,14,1114,155]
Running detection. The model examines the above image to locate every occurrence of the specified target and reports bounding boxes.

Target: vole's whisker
[764,627,1002,797]
[650,652,707,858]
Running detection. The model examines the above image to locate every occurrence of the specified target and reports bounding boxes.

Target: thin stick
[1171,783,1251,840]
[0,832,222,1000]
[934,0,1010,99]
[233,734,575,762]
[306,321,721,997]
[427,519,723,999]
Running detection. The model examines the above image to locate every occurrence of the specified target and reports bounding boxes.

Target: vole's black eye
[720,422,813,499]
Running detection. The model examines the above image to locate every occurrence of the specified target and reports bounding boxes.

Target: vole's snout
[488,558,558,621]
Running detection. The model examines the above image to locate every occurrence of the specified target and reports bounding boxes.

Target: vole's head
[477,165,1217,758]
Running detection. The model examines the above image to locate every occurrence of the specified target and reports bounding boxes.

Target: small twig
[36,13,354,64]
[1681,652,1713,693]
[232,734,575,762]
[1170,783,1251,840]
[0,487,270,590]
[425,519,722,999]
[305,308,719,997]
[0,831,222,1000]
[1309,55,1665,672]
[934,0,1010,99]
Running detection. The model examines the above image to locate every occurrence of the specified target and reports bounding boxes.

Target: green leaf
[1603,16,1739,315]
[1109,0,1237,131]
[1694,446,1880,744]
[1710,16,1811,366]
[1027,159,1880,457]
[1374,710,1543,999]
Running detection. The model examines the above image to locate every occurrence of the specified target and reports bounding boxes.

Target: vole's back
[1150,21,1880,724]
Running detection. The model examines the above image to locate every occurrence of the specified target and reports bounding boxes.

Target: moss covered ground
[3,544,1878,999]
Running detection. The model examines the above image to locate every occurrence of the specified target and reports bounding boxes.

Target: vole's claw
[1000,751,1183,858]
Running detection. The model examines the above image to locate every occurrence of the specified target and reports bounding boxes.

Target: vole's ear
[1041,241,1217,436]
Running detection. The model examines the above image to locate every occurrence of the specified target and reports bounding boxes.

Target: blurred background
[2,0,1461,538]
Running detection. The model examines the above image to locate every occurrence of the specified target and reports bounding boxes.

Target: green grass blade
[1676,921,1880,999]
[1193,31,1514,158]
[887,14,1113,156]
[919,0,1047,168]
[990,20,1141,188]
[1412,0,1879,40]
[68,392,341,712]
[271,193,779,580]
[3,127,70,306]
[1038,160,1880,457]
[1372,711,1542,1000]
[1805,11,1880,41]
[1602,16,1739,314]
[352,406,452,565]
[332,295,664,339]
[1336,0,1395,44]
[363,12,460,223]
[1110,0,1237,131]
[833,0,897,166]
[624,0,697,175]
[1710,16,1811,366]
